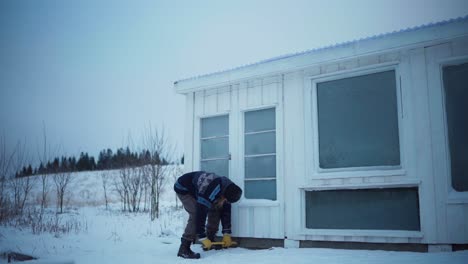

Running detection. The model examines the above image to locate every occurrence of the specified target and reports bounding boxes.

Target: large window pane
[245,132,276,155]
[245,156,276,179]
[201,159,229,177]
[443,63,468,192]
[305,188,420,230]
[201,115,229,138]
[201,137,228,159]
[245,180,276,200]
[245,108,275,133]
[317,70,400,168]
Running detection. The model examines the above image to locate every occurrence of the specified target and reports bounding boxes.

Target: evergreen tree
[53,157,60,172]
[89,156,96,171]
[26,164,33,176]
[38,163,45,174]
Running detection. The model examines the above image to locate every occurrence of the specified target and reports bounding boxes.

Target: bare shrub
[101,171,111,210]
[53,170,72,214]
[0,135,16,222]
[143,125,174,220]
[37,125,51,212]
[9,141,36,215]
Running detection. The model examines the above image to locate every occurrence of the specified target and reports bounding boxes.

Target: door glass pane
[201,137,228,159]
[245,108,275,133]
[201,159,229,177]
[443,62,468,192]
[201,115,229,138]
[245,132,276,155]
[317,70,400,168]
[245,156,276,179]
[201,115,229,177]
[244,108,276,200]
[305,188,420,230]
[245,180,276,200]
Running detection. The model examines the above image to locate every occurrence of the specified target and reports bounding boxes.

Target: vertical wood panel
[465,204,468,241]
[425,43,452,242]
[253,207,265,238]
[451,37,468,57]
[358,54,379,67]
[303,66,320,77]
[238,82,248,110]
[407,48,438,243]
[446,205,465,243]
[230,84,240,183]
[379,51,400,63]
[248,207,255,237]
[204,89,217,115]
[339,59,359,71]
[238,207,249,237]
[194,91,204,116]
[217,86,231,112]
[231,205,239,236]
[272,207,282,238]
[262,82,279,105]
[184,93,195,172]
[320,62,339,74]
[247,80,262,107]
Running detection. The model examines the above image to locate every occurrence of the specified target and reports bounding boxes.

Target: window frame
[299,183,423,238]
[241,106,278,201]
[437,56,468,201]
[304,63,406,179]
[303,187,421,231]
[196,113,231,177]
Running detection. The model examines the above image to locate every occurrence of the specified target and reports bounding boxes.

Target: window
[200,115,229,177]
[316,70,400,169]
[305,188,420,230]
[244,108,276,200]
[443,62,468,192]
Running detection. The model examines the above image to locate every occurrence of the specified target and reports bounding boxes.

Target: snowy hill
[1,167,468,263]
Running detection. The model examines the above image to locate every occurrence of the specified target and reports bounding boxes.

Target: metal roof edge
[174,15,468,93]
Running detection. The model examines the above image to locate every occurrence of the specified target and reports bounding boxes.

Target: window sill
[300,179,421,191]
[312,168,406,179]
[237,199,280,208]
[300,229,423,238]
[447,190,468,204]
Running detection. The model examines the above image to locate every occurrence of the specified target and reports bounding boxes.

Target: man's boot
[177,238,201,259]
[207,232,216,242]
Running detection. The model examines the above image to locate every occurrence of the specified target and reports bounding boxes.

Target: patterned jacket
[174,171,234,238]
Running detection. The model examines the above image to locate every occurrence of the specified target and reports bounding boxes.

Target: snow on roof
[174,15,468,90]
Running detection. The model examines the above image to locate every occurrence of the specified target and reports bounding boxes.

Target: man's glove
[199,237,212,250]
[222,234,233,248]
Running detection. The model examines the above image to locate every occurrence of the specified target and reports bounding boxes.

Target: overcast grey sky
[1,0,468,162]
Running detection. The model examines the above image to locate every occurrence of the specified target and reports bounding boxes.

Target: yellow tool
[203,241,238,250]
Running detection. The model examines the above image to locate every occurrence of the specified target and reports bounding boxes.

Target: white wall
[185,77,285,239]
[182,30,468,244]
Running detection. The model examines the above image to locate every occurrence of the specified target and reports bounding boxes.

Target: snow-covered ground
[1,168,467,263]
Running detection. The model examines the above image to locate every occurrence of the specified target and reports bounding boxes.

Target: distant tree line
[15,147,171,178]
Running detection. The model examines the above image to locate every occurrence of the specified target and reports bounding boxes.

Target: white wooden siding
[190,76,284,239]
[181,22,468,245]
[425,39,468,244]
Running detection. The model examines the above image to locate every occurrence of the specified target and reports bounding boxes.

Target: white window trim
[240,105,280,202]
[299,229,423,239]
[195,112,230,174]
[299,181,422,237]
[303,62,406,180]
[436,55,468,202]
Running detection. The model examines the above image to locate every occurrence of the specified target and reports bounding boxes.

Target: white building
[174,17,468,252]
